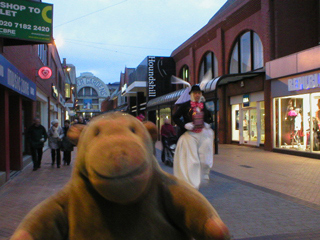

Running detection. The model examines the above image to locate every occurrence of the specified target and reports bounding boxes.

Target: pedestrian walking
[48,119,64,168]
[26,118,48,171]
[78,115,86,125]
[61,120,74,165]
[160,118,176,162]
[172,85,214,189]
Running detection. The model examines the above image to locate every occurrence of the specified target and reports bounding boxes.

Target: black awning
[147,88,185,108]
[202,70,265,93]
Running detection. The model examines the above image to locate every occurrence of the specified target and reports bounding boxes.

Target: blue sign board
[243,94,250,107]
[0,54,36,100]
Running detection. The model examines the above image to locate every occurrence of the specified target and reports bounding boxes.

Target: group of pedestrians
[26,118,81,171]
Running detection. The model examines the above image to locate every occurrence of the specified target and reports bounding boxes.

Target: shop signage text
[77,78,108,96]
[0,0,53,43]
[0,54,36,100]
[243,94,250,107]
[288,73,320,91]
[148,56,156,97]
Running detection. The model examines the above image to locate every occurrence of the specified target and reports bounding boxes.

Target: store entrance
[242,108,258,145]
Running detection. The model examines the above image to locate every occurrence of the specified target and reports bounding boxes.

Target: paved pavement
[1,143,320,239]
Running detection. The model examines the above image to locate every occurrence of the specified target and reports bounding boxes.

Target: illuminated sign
[288,72,320,91]
[52,84,58,99]
[38,66,52,79]
[0,0,53,43]
[243,94,250,107]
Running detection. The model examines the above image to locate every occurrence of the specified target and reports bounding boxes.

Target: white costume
[172,85,214,189]
[174,128,214,189]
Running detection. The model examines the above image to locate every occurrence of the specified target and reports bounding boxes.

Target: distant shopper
[26,118,48,171]
[78,115,86,125]
[160,118,176,162]
[61,120,74,165]
[48,119,64,168]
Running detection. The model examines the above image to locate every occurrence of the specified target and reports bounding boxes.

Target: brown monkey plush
[11,112,230,240]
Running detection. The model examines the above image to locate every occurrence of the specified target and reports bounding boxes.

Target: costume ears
[142,121,158,143]
[67,124,86,146]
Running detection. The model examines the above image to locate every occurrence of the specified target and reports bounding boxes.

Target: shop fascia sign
[59,94,65,106]
[77,78,108,96]
[0,54,36,100]
[243,94,250,107]
[148,56,156,98]
[288,72,320,91]
[0,0,53,43]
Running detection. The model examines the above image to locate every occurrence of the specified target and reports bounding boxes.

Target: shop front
[0,54,37,184]
[272,70,320,154]
[230,92,265,146]
[266,45,320,157]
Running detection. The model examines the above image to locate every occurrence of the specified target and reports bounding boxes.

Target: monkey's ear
[143,121,158,142]
[67,124,86,145]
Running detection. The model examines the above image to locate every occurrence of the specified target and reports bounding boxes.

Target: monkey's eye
[130,127,136,134]
[94,128,100,136]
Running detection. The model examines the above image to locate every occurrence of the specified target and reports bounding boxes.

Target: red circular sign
[38,66,52,79]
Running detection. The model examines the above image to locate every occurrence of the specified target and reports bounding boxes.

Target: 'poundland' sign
[288,72,320,91]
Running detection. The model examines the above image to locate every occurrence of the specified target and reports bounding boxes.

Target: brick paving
[0,143,320,239]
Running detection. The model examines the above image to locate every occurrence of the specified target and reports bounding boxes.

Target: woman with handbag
[48,119,64,168]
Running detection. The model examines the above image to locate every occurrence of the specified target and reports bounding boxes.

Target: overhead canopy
[147,88,185,108]
[202,70,265,93]
[122,81,147,96]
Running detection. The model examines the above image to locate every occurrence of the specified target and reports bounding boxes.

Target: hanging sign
[38,66,52,79]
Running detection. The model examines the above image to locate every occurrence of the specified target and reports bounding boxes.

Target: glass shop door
[242,108,258,145]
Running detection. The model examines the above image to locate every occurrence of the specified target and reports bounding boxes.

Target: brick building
[146,0,319,154]
[0,1,70,185]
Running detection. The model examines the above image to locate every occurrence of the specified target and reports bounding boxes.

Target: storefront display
[274,93,320,153]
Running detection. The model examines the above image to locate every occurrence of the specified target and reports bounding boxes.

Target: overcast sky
[45,0,227,84]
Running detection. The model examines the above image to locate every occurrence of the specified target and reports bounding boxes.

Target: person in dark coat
[26,118,48,171]
[48,119,64,168]
[172,85,214,189]
[61,120,74,165]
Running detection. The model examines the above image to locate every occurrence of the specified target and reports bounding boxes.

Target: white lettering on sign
[7,68,30,95]
[288,73,320,91]
[148,56,156,97]
[0,2,27,11]
[77,78,108,96]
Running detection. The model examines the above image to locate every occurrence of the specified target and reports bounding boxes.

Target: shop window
[274,95,313,152]
[78,87,98,97]
[229,31,264,74]
[179,65,189,82]
[199,51,218,83]
[38,44,48,66]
